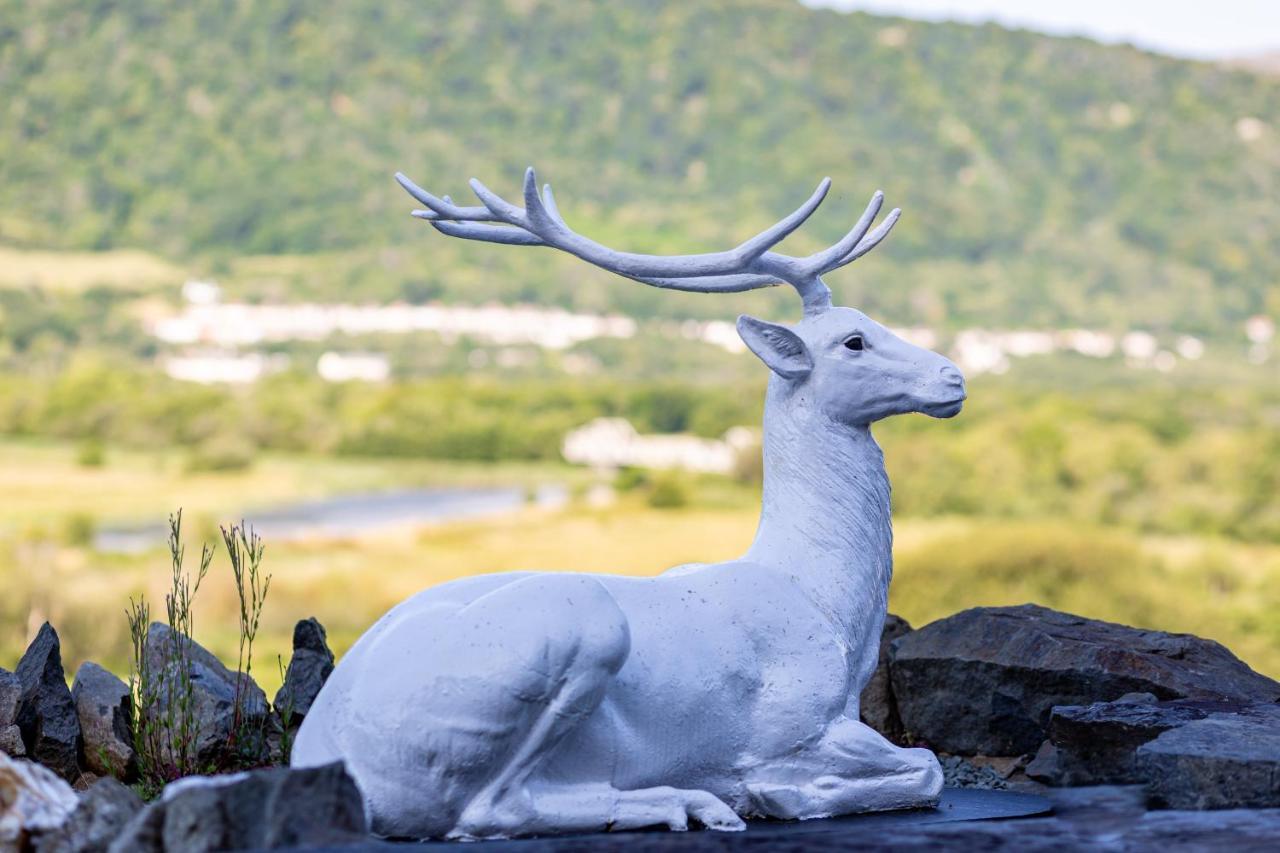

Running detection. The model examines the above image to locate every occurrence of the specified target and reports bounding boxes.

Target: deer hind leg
[745,716,942,820]
[441,574,742,839]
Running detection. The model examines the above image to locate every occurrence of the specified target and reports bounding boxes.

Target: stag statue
[293,168,966,839]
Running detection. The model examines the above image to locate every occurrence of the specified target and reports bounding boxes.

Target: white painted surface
[295,307,963,839]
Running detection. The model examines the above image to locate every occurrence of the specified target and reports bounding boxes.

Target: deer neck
[744,376,893,635]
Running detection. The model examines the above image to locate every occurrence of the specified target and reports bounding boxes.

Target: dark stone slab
[858,614,911,742]
[275,618,336,723]
[1138,703,1280,809]
[1027,693,1216,785]
[16,623,83,781]
[313,788,1050,851]
[72,662,135,781]
[108,761,367,852]
[890,604,1280,756]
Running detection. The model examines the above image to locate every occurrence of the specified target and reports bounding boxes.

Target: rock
[0,752,79,848]
[71,664,135,781]
[1,670,19,726]
[15,624,83,782]
[890,604,1280,756]
[0,726,24,758]
[1029,694,1217,786]
[33,776,143,853]
[938,754,1009,790]
[273,618,335,723]
[108,762,367,852]
[1,670,24,758]
[143,623,269,768]
[1138,703,1280,809]
[859,614,911,742]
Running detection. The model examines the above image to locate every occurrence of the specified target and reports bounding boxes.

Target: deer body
[293,171,965,839]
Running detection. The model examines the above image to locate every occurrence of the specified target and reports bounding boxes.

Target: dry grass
[0,247,185,291]
[1,441,1276,700]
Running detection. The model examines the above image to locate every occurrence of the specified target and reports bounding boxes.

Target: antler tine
[734,178,831,261]
[427,219,547,246]
[799,191,883,274]
[823,207,901,272]
[396,173,499,222]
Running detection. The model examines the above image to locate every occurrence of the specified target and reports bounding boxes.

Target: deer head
[396,168,964,426]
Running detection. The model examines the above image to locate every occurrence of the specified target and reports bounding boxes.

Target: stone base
[328,788,1052,850]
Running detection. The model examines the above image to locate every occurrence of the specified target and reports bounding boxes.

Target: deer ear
[736,315,813,380]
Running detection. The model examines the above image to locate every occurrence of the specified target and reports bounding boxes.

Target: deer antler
[396,168,899,315]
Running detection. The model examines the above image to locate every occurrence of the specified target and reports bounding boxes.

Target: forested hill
[3,0,1278,332]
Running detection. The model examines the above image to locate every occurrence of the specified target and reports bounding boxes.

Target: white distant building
[163,352,274,384]
[181,279,222,305]
[150,300,637,351]
[562,418,757,475]
[317,351,391,382]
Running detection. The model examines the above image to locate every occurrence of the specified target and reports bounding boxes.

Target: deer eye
[844,335,865,352]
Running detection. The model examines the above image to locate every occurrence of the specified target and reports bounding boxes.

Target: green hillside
[3,0,1278,330]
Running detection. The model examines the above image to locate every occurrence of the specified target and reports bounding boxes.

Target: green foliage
[221,521,272,767]
[3,1,1279,331]
[128,510,213,787]
[647,473,690,509]
[76,438,105,468]
[126,511,278,792]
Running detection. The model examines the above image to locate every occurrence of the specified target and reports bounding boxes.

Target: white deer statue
[293,168,966,840]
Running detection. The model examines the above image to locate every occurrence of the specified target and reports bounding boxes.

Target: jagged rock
[1,670,19,725]
[33,776,143,853]
[1027,694,1219,786]
[1,669,24,757]
[143,623,269,767]
[859,614,911,742]
[0,752,79,848]
[890,605,1280,756]
[108,762,367,852]
[0,727,24,758]
[273,618,335,723]
[15,624,83,782]
[1138,703,1280,809]
[71,664,135,781]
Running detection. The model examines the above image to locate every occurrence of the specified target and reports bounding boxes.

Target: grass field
[0,247,186,291]
[1,441,1277,700]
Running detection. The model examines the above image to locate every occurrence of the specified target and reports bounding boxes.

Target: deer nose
[939,364,964,385]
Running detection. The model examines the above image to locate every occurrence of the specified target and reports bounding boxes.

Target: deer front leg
[745,716,942,820]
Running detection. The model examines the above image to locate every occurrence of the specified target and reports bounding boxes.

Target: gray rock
[1,668,19,726]
[274,617,335,723]
[108,762,367,852]
[0,724,24,757]
[1,669,23,757]
[34,776,143,853]
[858,614,911,742]
[1028,695,1217,786]
[1138,703,1280,809]
[16,624,83,782]
[71,663,135,781]
[890,604,1280,756]
[143,623,269,768]
[938,754,1009,790]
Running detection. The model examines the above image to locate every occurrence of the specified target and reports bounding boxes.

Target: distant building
[562,418,757,475]
[163,352,276,384]
[317,351,390,382]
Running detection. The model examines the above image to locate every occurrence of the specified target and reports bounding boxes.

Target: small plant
[127,509,213,790]
[275,654,295,765]
[222,520,272,764]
